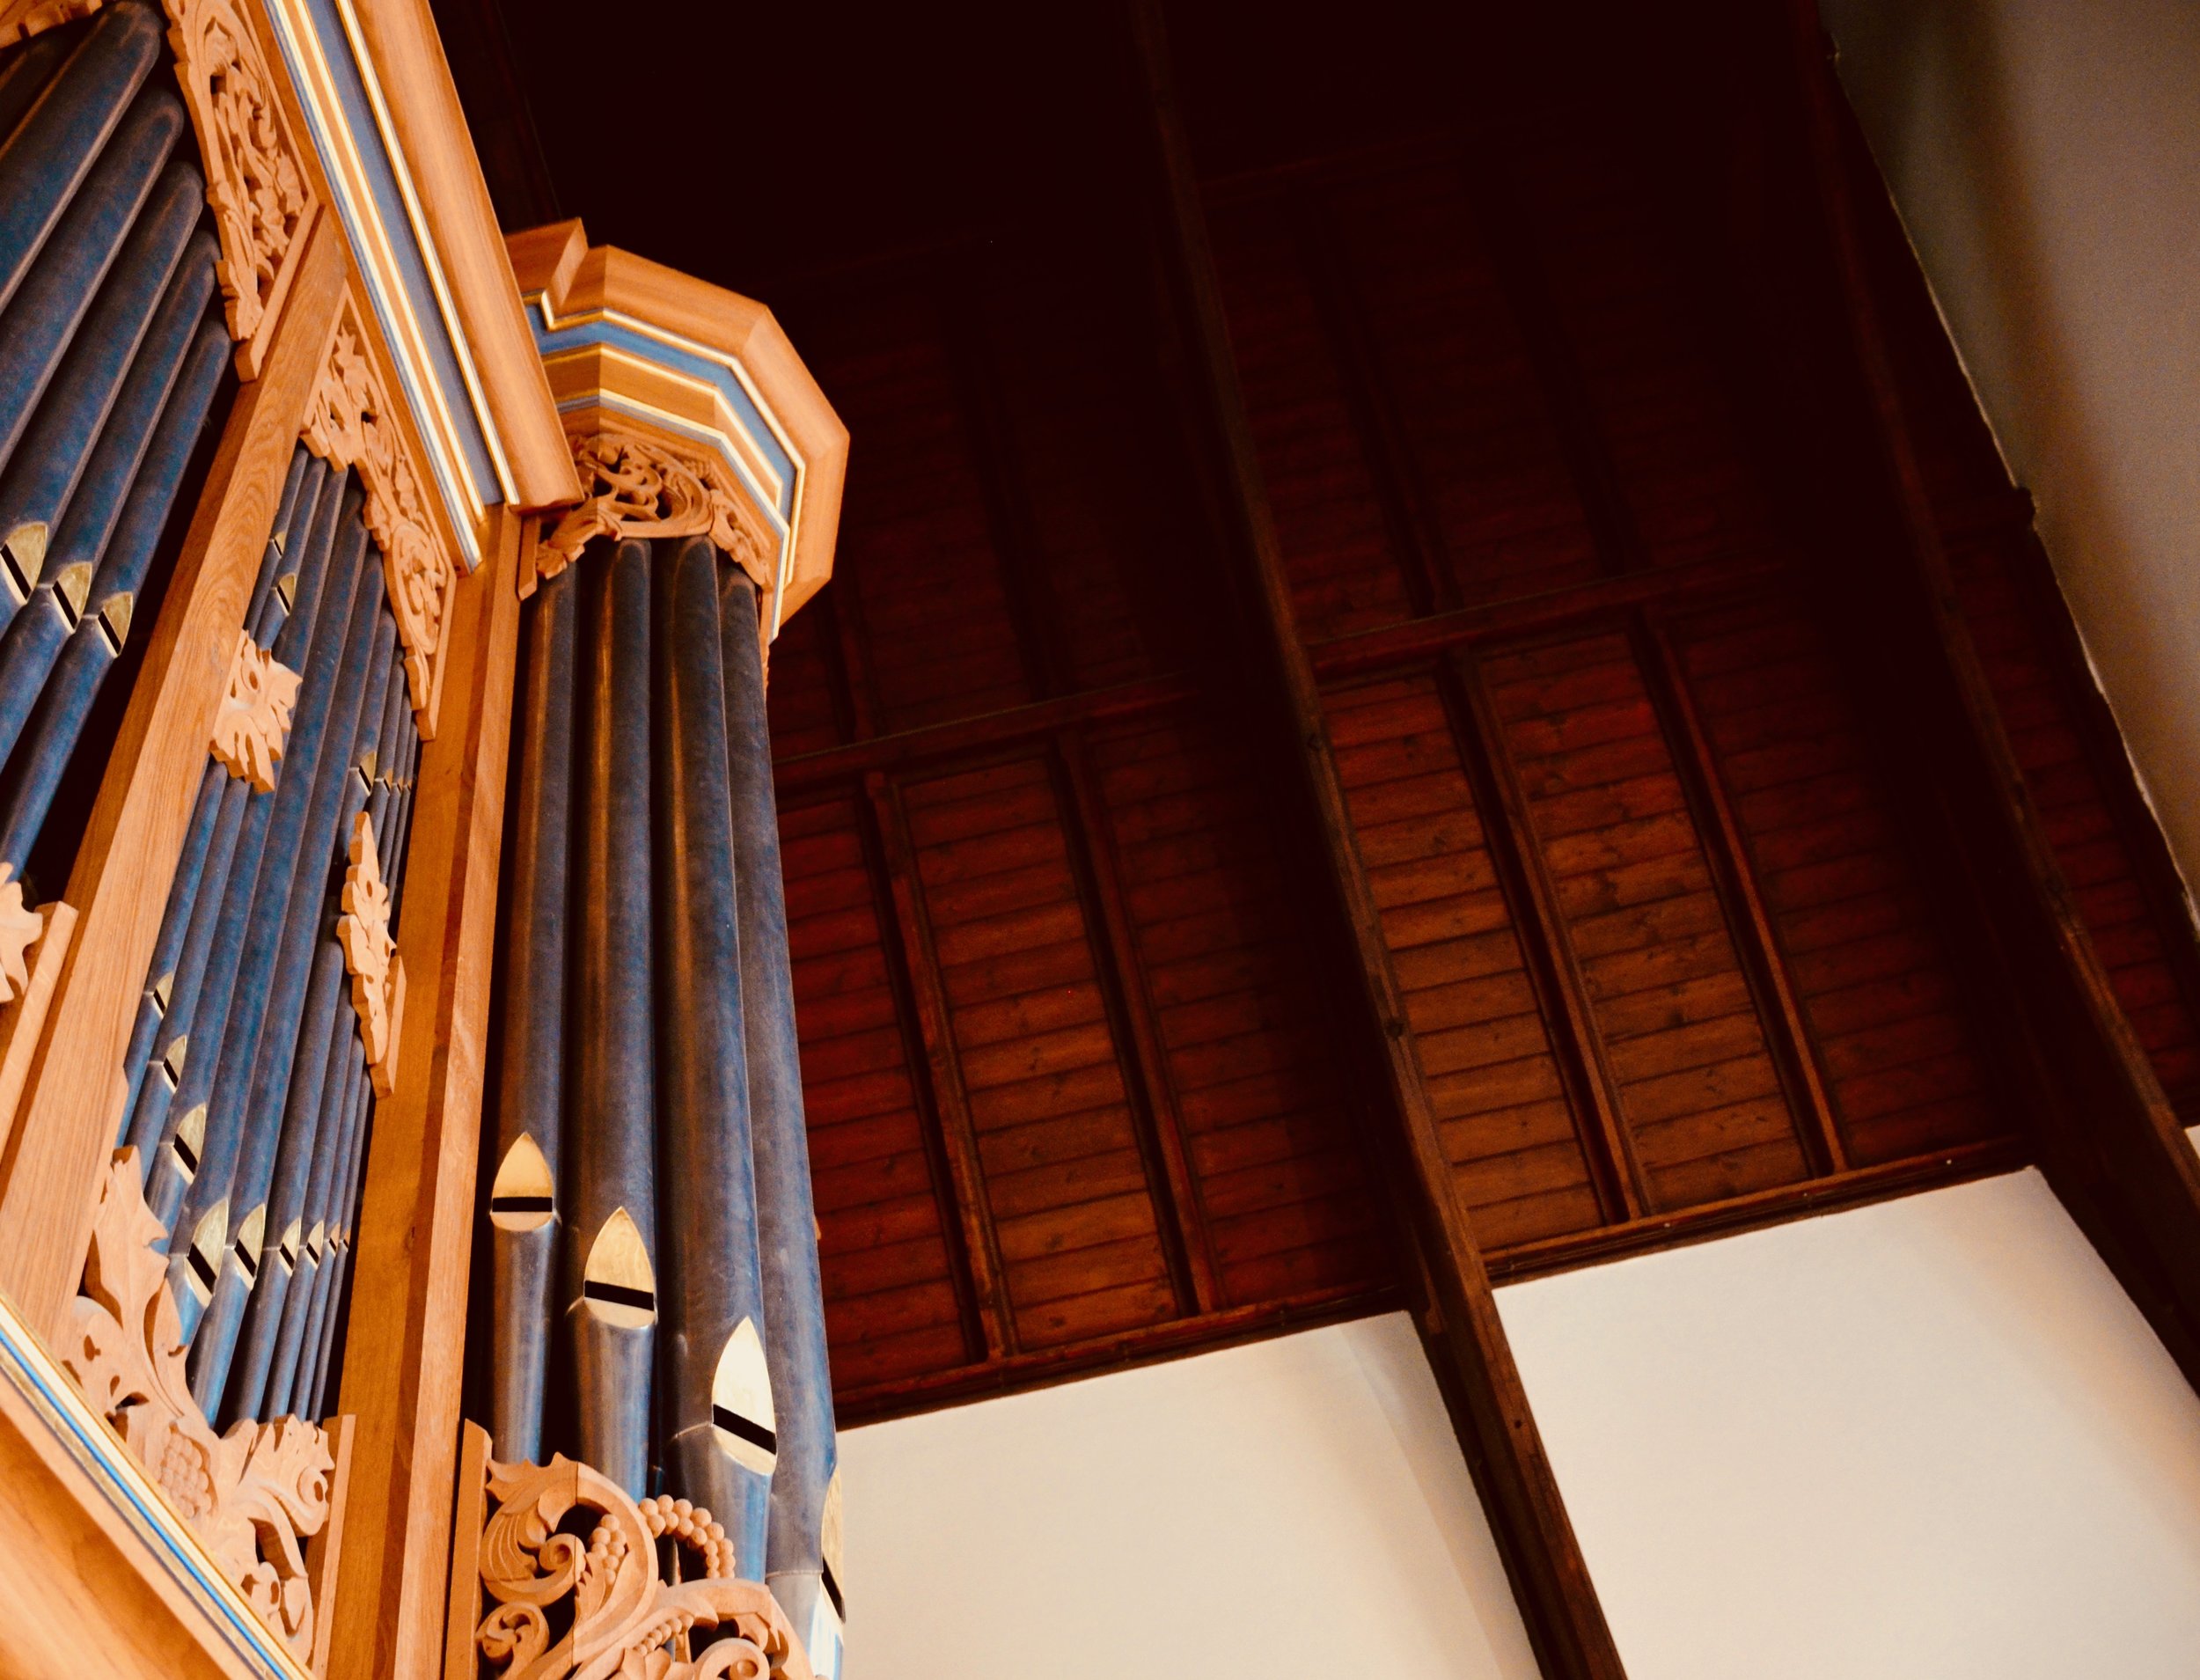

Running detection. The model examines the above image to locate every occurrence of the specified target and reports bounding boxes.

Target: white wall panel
[835,1312,1536,1680]
[1499,1169,2200,1678]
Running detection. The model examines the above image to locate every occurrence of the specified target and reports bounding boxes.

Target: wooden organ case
[0,4,844,1678]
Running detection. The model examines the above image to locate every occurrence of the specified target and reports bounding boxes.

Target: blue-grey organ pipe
[144,476,353,1242]
[123,461,320,1163]
[303,1045,373,1418]
[288,1042,365,1418]
[655,535,770,1566]
[0,162,199,616]
[0,241,217,782]
[0,28,76,153]
[166,511,373,1340]
[0,83,181,483]
[224,607,397,1424]
[488,562,576,1462]
[721,567,841,1633]
[0,1,162,314]
[0,310,227,874]
[564,536,656,1497]
[117,450,310,1131]
[265,1031,361,1419]
[191,597,394,1413]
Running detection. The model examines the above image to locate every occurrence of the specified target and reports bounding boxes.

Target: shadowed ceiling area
[436,0,2200,1424]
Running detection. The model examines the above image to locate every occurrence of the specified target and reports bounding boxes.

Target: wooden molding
[161,0,319,379]
[301,297,461,740]
[61,1151,341,1666]
[0,214,347,1339]
[331,503,521,1680]
[338,0,576,511]
[508,223,848,631]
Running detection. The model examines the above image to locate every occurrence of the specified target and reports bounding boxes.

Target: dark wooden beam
[1125,4,1626,1674]
[1776,0,2200,1378]
[774,675,1196,792]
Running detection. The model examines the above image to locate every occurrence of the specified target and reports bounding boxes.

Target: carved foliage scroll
[162,0,315,376]
[60,1151,336,1662]
[209,628,301,791]
[304,308,457,739]
[539,427,770,591]
[337,811,403,1096]
[473,1453,813,1680]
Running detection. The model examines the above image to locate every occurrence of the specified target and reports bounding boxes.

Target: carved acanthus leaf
[336,811,403,1095]
[0,864,43,1006]
[60,1150,335,1662]
[539,428,771,587]
[161,0,315,376]
[304,312,457,739]
[209,629,301,791]
[474,1453,813,1680]
[0,2,100,51]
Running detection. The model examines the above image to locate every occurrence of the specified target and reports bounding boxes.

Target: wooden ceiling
[439,1,2200,1423]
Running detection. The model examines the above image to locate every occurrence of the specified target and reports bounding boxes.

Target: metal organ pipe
[566,535,658,1497]
[488,561,576,1463]
[0,309,229,872]
[123,460,324,1166]
[722,568,842,1647]
[481,532,841,1663]
[656,533,772,1566]
[0,1,163,313]
[0,84,183,484]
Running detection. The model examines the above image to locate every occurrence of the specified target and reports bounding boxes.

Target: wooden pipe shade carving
[302,305,458,739]
[209,627,301,790]
[60,1148,341,1662]
[0,862,48,1004]
[336,808,405,1094]
[160,0,317,377]
[470,1448,814,1680]
[536,426,771,599]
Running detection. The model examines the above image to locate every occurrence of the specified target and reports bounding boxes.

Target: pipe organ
[0,6,846,1678]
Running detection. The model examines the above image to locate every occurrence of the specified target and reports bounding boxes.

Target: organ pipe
[566,535,657,1496]
[488,561,576,1462]
[722,567,842,1642]
[656,532,772,1566]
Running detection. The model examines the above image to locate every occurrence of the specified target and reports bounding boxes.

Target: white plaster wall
[834,1312,1536,1680]
[1820,0,2200,902]
[1498,1169,2200,1679]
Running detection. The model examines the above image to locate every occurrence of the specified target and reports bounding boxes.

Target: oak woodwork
[0,899,75,1164]
[331,503,521,1680]
[0,214,347,1339]
[336,0,576,510]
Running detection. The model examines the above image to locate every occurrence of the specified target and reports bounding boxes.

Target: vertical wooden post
[0,218,347,1335]
[330,503,523,1680]
[1126,4,1625,1674]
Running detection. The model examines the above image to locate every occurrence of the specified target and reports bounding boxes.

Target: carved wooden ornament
[161,0,315,377]
[303,309,457,739]
[209,628,301,791]
[0,863,44,1006]
[0,1,99,51]
[474,1453,813,1680]
[538,427,771,589]
[336,811,404,1095]
[60,1150,336,1661]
